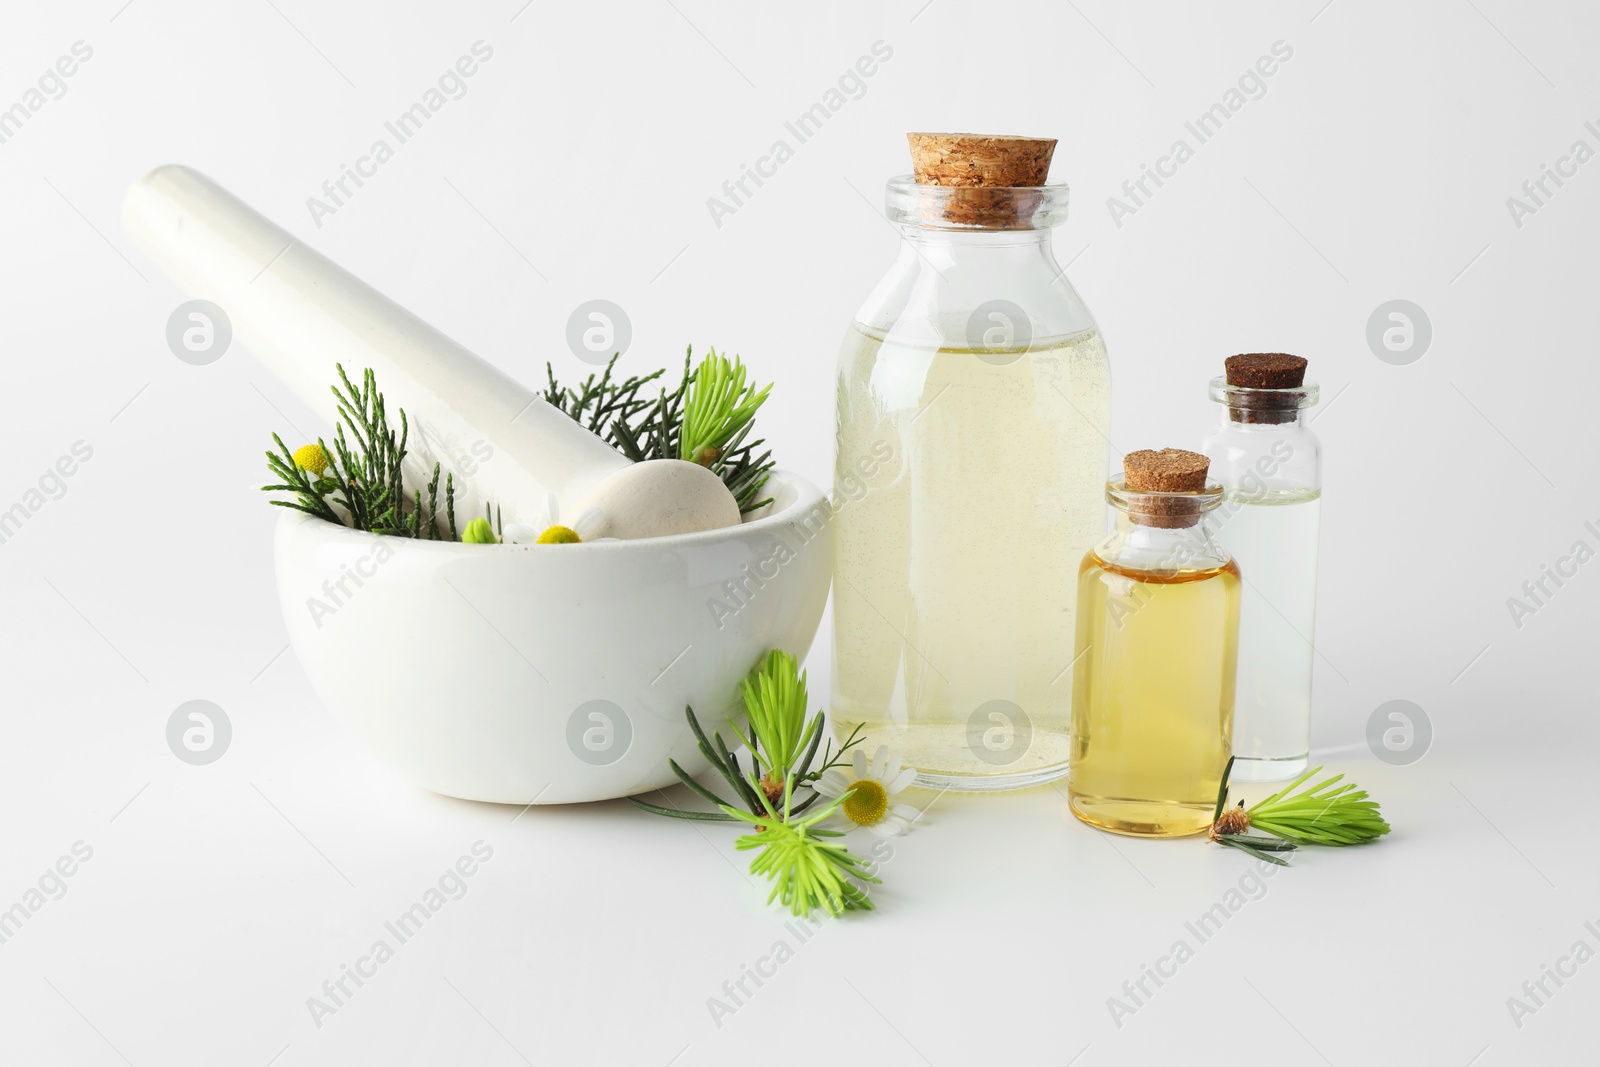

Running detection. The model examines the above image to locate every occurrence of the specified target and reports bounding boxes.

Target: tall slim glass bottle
[831,133,1112,791]
[1200,354,1321,782]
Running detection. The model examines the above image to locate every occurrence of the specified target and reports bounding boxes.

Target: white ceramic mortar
[274,471,833,804]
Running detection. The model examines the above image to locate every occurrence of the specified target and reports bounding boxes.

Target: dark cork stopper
[907,132,1056,227]
[1124,448,1210,528]
[1225,353,1307,389]
[1224,353,1310,425]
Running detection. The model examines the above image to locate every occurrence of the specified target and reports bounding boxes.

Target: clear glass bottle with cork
[831,132,1112,791]
[1068,449,1239,838]
[1200,354,1321,783]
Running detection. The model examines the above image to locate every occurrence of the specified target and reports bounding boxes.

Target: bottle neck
[1216,405,1309,428]
[1207,376,1318,428]
[1102,510,1231,574]
[892,227,1060,279]
[1100,481,1231,572]
[858,227,1093,350]
[858,179,1093,348]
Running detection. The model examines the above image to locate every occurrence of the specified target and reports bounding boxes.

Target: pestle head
[573,459,742,540]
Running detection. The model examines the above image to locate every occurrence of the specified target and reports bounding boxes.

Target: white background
[2,1,1597,1064]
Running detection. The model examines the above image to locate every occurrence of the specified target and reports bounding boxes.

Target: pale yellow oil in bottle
[831,324,1112,787]
[1068,553,1240,837]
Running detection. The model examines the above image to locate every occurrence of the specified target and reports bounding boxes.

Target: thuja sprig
[262,364,459,539]
[543,357,669,443]
[543,348,776,513]
[1209,757,1391,864]
[725,779,880,918]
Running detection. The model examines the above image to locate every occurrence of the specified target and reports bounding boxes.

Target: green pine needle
[1211,762,1391,853]
[728,650,821,787]
[680,349,772,470]
[1246,766,1392,846]
[723,780,880,918]
[1213,833,1296,866]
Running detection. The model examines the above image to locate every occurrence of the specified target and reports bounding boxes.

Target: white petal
[867,814,908,838]
[881,752,903,785]
[889,804,920,822]
[851,747,870,779]
[869,745,889,780]
[502,523,540,545]
[573,507,606,540]
[885,769,917,795]
[543,491,560,527]
[813,769,850,798]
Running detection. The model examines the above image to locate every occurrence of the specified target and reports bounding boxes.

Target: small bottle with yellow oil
[1068,448,1239,838]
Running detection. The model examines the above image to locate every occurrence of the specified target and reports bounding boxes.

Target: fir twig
[724,779,879,918]
[1209,761,1391,855]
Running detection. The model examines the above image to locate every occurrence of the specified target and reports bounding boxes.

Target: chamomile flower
[503,493,607,546]
[813,745,919,837]
[292,443,329,476]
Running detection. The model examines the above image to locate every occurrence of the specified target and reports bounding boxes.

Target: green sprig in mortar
[543,347,776,513]
[1208,756,1392,866]
[263,364,459,539]
[628,651,880,917]
[266,348,778,537]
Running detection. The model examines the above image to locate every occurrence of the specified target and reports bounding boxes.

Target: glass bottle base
[1229,754,1309,783]
[912,761,1071,794]
[1067,793,1213,838]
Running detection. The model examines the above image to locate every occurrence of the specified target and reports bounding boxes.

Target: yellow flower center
[537,525,581,545]
[842,780,888,825]
[292,444,329,475]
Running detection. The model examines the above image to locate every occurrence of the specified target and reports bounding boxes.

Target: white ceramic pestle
[123,165,739,538]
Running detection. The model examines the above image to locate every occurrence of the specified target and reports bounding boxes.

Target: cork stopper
[1224,353,1309,425]
[1225,353,1307,389]
[906,132,1056,227]
[908,133,1056,187]
[1123,448,1210,528]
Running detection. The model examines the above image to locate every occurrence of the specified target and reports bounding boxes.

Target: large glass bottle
[1199,354,1321,782]
[831,134,1112,791]
[1068,451,1239,837]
